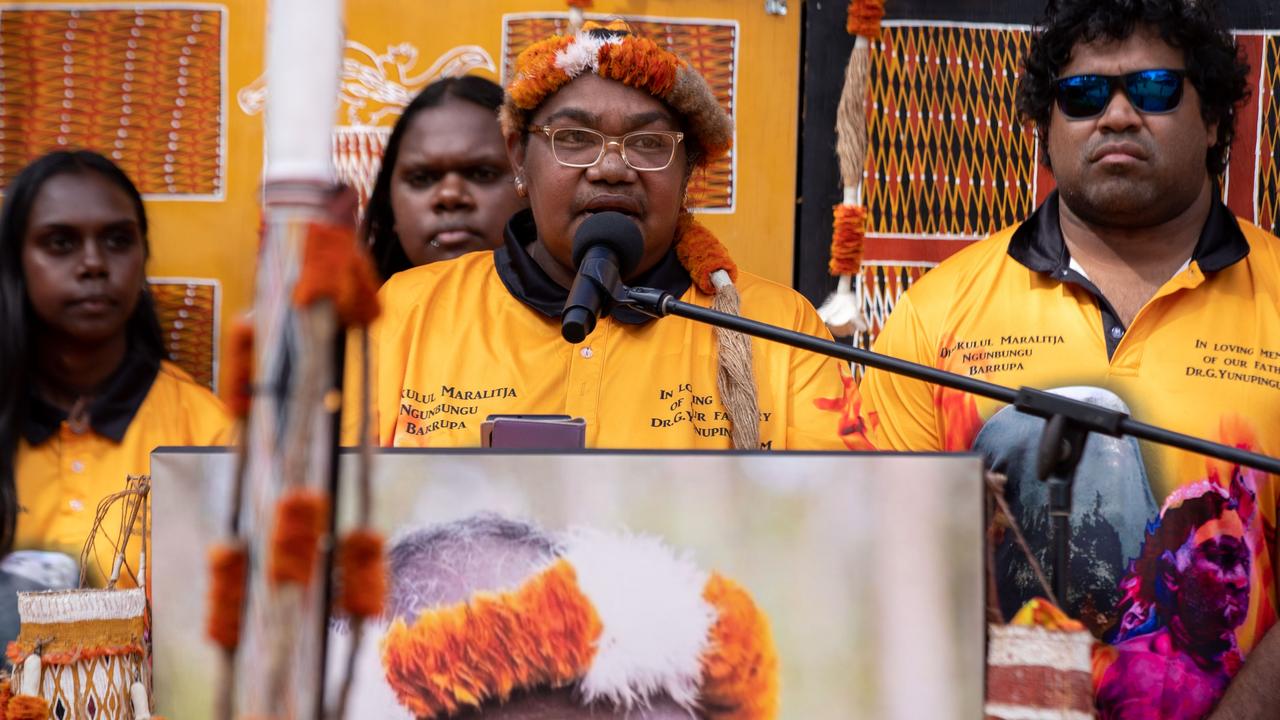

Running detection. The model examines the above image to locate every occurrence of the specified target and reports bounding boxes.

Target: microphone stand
[620,285,1280,604]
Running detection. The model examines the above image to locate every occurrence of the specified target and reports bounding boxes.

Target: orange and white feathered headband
[501,21,734,165]
[381,529,778,718]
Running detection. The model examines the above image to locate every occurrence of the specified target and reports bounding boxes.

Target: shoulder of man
[1234,217,1280,269]
[893,224,1025,318]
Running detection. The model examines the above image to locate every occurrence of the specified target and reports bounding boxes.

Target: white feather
[554,33,625,80]
[555,36,603,79]
[562,529,714,712]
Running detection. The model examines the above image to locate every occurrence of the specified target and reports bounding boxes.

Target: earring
[514,175,528,198]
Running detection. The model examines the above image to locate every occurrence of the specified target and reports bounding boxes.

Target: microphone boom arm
[622,283,1280,606]
[621,284,1280,476]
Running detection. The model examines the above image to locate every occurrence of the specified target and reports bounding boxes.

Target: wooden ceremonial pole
[234,0,346,715]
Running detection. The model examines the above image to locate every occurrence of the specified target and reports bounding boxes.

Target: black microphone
[561,211,645,343]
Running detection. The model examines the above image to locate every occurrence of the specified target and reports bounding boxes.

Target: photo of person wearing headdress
[342,513,777,719]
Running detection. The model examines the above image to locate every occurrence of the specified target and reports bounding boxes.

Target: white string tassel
[818,272,868,337]
[130,680,153,719]
[20,652,41,696]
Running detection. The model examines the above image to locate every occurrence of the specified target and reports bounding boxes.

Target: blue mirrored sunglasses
[1053,69,1186,119]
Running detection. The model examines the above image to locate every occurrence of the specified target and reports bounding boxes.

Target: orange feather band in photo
[380,530,778,719]
[501,21,733,165]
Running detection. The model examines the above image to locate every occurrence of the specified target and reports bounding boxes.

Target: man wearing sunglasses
[851,1,1279,718]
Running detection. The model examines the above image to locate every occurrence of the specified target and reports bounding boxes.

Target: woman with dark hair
[0,150,231,584]
[365,75,528,281]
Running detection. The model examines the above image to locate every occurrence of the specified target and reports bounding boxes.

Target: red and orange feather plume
[828,204,867,276]
[847,0,886,39]
[223,315,254,418]
[207,542,249,650]
[268,489,329,587]
[5,696,48,720]
[508,36,576,110]
[336,529,387,619]
[293,222,381,328]
[596,37,681,99]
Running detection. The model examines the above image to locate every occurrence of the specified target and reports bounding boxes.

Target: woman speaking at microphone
[353,22,845,450]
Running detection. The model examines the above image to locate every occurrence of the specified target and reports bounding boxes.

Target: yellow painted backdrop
[342,0,802,283]
[1,0,800,388]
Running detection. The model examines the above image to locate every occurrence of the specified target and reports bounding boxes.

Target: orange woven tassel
[223,315,254,418]
[337,529,387,619]
[269,490,329,587]
[6,696,48,720]
[847,0,885,38]
[0,679,10,720]
[293,222,382,327]
[674,213,738,294]
[206,542,249,650]
[828,204,867,276]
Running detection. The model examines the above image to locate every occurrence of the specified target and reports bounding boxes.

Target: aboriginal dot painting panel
[503,15,736,211]
[151,278,220,390]
[864,24,1037,237]
[0,6,224,197]
[1259,35,1280,235]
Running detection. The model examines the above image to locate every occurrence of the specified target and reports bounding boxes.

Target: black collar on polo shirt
[1008,189,1251,359]
[494,208,693,325]
[22,349,161,445]
[1008,189,1251,276]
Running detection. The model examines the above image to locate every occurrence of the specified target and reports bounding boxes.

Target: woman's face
[21,171,146,347]
[509,74,690,280]
[390,96,527,265]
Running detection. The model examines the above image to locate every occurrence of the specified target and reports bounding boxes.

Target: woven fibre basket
[9,588,149,719]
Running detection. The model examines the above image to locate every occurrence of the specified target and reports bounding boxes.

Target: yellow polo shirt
[356,214,847,450]
[854,193,1280,709]
[15,357,232,586]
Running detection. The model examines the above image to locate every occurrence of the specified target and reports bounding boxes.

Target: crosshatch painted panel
[502,15,736,211]
[864,24,1038,237]
[150,278,219,390]
[0,6,224,197]
[1259,35,1280,235]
